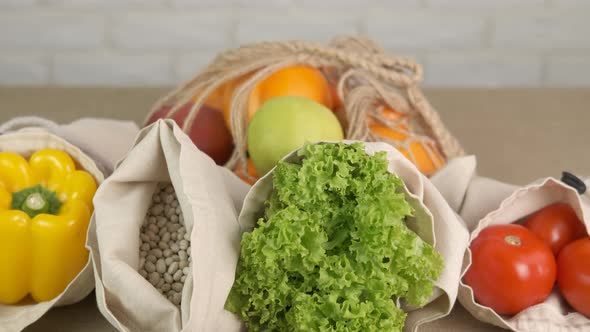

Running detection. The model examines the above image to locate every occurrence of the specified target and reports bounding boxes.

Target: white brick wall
[367,14,486,50]
[0,13,104,50]
[236,16,359,44]
[425,53,542,87]
[0,0,589,87]
[53,54,172,85]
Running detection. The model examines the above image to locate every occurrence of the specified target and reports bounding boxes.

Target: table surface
[1,87,589,332]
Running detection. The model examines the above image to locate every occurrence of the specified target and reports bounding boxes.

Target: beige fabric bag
[88,120,249,332]
[0,129,104,332]
[236,141,470,332]
[430,156,519,230]
[0,116,140,175]
[432,156,590,331]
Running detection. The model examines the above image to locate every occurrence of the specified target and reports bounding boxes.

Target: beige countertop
[1,87,589,332]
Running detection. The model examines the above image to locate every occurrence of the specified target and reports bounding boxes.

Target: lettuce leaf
[226,143,444,332]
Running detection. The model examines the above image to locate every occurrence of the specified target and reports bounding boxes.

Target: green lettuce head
[226,142,444,332]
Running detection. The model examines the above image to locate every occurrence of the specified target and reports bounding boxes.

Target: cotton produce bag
[89,119,249,332]
[432,157,590,331]
[0,129,105,332]
[235,141,470,332]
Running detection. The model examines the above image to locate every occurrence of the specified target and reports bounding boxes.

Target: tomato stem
[505,235,522,246]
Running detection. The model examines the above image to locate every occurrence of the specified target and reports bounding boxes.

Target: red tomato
[524,203,586,255]
[557,237,590,317]
[464,224,557,315]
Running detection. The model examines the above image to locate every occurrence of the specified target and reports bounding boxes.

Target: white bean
[146,255,157,263]
[156,259,166,273]
[165,194,174,204]
[149,272,160,285]
[173,269,183,281]
[172,292,182,305]
[172,283,183,292]
[158,227,167,237]
[145,261,156,273]
[150,204,164,216]
[147,223,158,233]
[151,249,163,258]
[161,232,171,243]
[168,262,179,274]
[157,216,168,228]
[145,230,155,240]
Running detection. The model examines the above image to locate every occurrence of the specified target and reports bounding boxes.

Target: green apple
[248,96,344,175]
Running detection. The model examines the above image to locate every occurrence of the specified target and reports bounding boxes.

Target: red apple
[147,103,234,165]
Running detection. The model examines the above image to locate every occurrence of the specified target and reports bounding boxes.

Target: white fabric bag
[89,120,249,332]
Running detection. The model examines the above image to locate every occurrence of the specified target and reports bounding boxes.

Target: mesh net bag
[145,35,464,183]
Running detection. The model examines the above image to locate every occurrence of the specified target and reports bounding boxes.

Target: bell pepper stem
[22,192,49,216]
[11,185,62,218]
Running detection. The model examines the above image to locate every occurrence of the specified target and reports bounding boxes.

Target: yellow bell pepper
[0,148,97,304]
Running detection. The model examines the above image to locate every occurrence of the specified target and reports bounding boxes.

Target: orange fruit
[233,158,259,185]
[368,107,408,141]
[222,65,332,128]
[369,107,443,176]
